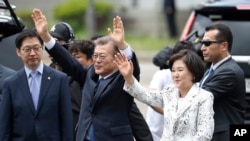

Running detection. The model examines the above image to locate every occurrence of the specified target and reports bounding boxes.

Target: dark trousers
[212,130,229,141]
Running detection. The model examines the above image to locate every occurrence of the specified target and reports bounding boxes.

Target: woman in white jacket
[114,49,214,141]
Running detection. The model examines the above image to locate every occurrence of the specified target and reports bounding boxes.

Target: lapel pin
[48,77,51,80]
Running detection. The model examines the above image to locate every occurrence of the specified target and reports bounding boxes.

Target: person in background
[163,0,177,38]
[68,40,95,139]
[32,8,153,141]
[0,29,73,141]
[200,23,246,141]
[146,41,196,141]
[114,49,214,141]
[0,64,15,103]
[49,22,75,69]
[69,40,95,68]
[49,22,81,140]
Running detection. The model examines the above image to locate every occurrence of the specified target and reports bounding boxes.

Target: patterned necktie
[200,68,214,87]
[29,71,40,110]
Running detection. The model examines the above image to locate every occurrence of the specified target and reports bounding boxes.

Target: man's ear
[16,48,21,57]
[221,42,228,51]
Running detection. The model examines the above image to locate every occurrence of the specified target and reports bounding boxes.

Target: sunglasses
[200,40,225,47]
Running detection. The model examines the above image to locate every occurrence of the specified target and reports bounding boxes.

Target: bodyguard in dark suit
[0,29,73,141]
[200,23,246,141]
[0,64,15,103]
[32,9,152,141]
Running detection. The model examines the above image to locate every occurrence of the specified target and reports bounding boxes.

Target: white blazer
[124,80,214,141]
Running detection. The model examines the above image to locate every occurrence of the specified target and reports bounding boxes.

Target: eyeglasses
[22,46,42,54]
[92,54,107,60]
[200,40,225,47]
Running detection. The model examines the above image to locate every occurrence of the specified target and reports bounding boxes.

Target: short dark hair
[172,40,195,54]
[69,40,95,60]
[15,29,44,49]
[205,23,233,51]
[169,49,205,83]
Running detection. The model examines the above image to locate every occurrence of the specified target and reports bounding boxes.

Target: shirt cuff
[45,38,56,50]
[119,45,133,60]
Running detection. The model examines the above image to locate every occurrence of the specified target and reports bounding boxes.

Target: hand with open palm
[114,53,134,87]
[108,16,127,50]
[31,8,52,43]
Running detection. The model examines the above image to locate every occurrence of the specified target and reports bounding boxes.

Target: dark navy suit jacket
[0,65,73,141]
[47,42,152,141]
[201,57,246,141]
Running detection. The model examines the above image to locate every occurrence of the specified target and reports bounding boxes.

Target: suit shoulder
[217,59,244,75]
[224,58,242,70]
[44,65,67,77]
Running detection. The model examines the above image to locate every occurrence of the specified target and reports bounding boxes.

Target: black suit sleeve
[46,43,87,86]
[202,65,245,102]
[130,101,153,141]
[130,52,140,81]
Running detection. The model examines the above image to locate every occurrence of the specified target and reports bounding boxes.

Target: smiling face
[93,43,118,77]
[93,36,120,77]
[16,37,43,70]
[171,59,193,92]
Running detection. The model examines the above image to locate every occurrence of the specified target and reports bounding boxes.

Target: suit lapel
[92,71,119,107]
[200,69,209,84]
[18,69,36,114]
[36,66,54,114]
[176,85,199,118]
[202,57,232,84]
[168,88,179,119]
[205,71,215,83]
[93,78,112,100]
[202,69,214,85]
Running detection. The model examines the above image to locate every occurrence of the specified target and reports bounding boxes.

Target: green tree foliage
[53,0,113,32]
[16,10,33,28]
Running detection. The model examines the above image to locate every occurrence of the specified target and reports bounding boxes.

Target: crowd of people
[0,7,246,141]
